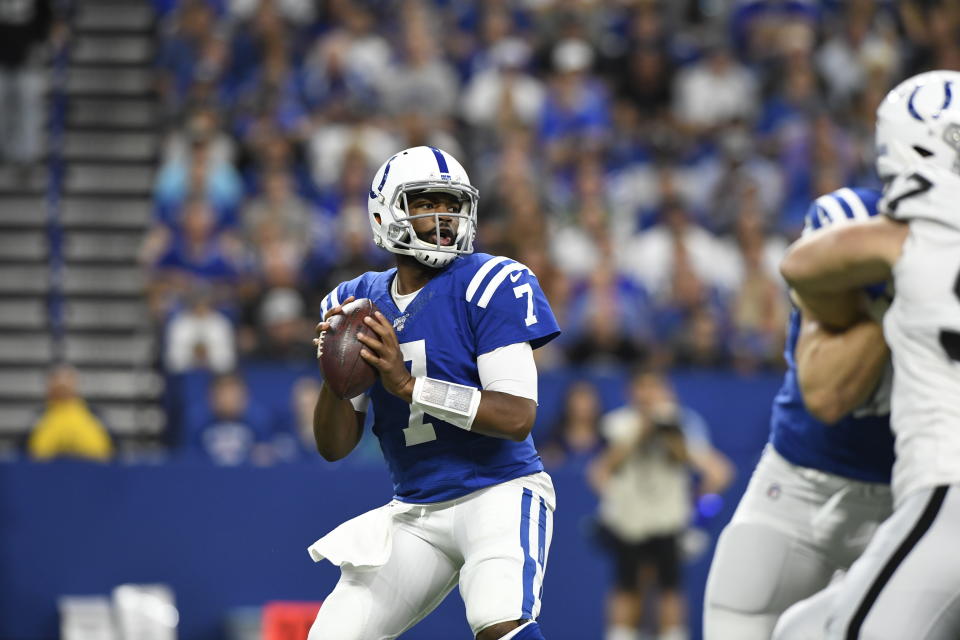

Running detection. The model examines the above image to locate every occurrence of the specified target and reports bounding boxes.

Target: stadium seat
[71,35,153,65]
[63,132,158,163]
[61,197,151,228]
[0,197,46,227]
[64,232,143,262]
[64,299,148,330]
[74,3,153,32]
[64,165,153,195]
[0,232,48,261]
[0,299,47,330]
[0,266,49,294]
[63,266,146,295]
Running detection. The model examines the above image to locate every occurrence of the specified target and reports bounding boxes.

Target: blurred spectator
[727,211,788,372]
[301,12,382,121]
[550,196,610,281]
[612,42,673,119]
[228,0,314,25]
[379,13,458,120]
[149,197,241,317]
[233,46,310,148]
[540,379,605,471]
[154,135,244,227]
[672,40,756,135]
[564,255,654,368]
[671,304,729,369]
[250,287,311,361]
[0,0,51,167]
[161,105,236,176]
[461,38,545,138]
[242,168,313,265]
[778,111,857,233]
[156,0,218,111]
[705,129,783,234]
[308,116,396,190]
[26,365,114,462]
[271,375,322,462]
[539,38,611,172]
[816,0,900,108]
[589,369,732,640]
[164,285,236,374]
[189,373,274,465]
[619,197,738,304]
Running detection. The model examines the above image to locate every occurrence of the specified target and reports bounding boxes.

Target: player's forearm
[791,288,864,331]
[781,219,901,294]
[796,314,889,424]
[403,376,537,441]
[469,391,537,442]
[312,383,363,461]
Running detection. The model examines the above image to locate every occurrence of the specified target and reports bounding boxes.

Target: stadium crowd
[133,0,960,463]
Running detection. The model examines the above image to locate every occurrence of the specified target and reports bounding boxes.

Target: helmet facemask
[380,180,479,268]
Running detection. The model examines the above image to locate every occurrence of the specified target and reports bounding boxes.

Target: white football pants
[774,484,960,640]
[703,446,891,640]
[307,472,555,640]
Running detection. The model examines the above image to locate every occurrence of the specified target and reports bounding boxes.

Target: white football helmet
[876,70,960,180]
[367,146,479,268]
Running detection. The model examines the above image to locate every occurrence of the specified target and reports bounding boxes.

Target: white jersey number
[399,340,438,446]
[513,283,538,327]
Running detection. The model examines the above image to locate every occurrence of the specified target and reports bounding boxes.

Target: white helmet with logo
[367,146,479,268]
[876,70,960,180]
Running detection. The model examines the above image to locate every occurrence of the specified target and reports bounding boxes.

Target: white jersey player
[775,70,960,639]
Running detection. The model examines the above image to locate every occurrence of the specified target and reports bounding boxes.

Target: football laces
[315,331,326,358]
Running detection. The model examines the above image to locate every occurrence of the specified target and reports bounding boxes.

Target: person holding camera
[589,368,732,640]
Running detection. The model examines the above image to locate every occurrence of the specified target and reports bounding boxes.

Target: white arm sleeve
[477,342,539,403]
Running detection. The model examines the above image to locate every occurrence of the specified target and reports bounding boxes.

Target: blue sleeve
[318,275,368,318]
[801,199,823,234]
[468,264,560,354]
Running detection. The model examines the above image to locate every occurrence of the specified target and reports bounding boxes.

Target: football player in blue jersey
[306,146,560,640]
[702,187,896,640]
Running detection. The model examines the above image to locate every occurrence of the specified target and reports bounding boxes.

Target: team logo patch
[767,483,782,500]
[393,314,408,333]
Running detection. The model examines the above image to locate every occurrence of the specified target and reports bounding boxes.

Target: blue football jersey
[769,187,896,483]
[319,253,561,503]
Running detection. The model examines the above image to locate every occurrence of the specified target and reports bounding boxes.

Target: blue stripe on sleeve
[833,194,855,219]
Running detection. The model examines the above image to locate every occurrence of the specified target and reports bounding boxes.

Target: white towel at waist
[307,500,415,569]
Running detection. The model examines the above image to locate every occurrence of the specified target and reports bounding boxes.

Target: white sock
[606,626,638,640]
[498,621,534,640]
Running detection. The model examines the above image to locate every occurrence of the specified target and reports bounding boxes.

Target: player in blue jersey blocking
[306,146,560,640]
[702,187,896,639]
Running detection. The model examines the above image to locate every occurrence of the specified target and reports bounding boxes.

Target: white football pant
[307,472,555,640]
[703,446,891,640]
[774,484,960,640]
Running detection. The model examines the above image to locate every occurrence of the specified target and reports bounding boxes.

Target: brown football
[318,298,381,399]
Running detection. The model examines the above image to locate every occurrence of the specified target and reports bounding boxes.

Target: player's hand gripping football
[356,312,416,402]
[314,295,356,359]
